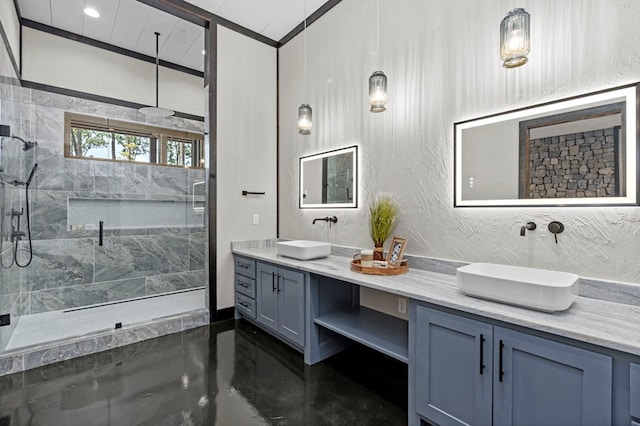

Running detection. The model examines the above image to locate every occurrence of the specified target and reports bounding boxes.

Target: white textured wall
[279,0,640,286]
[0,0,20,71]
[22,28,204,117]
[217,26,277,309]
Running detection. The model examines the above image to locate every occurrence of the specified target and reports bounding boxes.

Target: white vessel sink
[277,240,331,260]
[456,263,579,312]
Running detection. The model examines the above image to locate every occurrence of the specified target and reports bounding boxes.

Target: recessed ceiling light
[83,7,100,18]
[201,50,206,55]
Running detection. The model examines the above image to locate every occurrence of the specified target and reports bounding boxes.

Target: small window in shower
[64,113,204,169]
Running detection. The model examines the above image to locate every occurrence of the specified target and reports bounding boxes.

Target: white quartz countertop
[232,247,640,358]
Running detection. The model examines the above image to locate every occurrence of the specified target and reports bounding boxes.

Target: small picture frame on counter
[386,237,407,266]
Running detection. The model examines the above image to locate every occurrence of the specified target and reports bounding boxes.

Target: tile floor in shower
[5,288,205,350]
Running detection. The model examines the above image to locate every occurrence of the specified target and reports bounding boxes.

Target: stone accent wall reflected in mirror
[454,83,639,207]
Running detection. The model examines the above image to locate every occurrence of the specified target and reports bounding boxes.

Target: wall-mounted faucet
[313,216,338,228]
[520,221,536,236]
[548,221,564,244]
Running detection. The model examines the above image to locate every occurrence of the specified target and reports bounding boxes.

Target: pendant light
[298,0,312,135]
[369,0,387,112]
[140,32,174,118]
[500,8,530,68]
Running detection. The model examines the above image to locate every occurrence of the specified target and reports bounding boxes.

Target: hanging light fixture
[298,0,312,135]
[369,71,387,112]
[500,8,530,68]
[140,32,174,118]
[369,0,387,112]
[298,104,312,135]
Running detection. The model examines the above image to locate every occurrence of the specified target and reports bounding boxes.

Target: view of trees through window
[167,139,193,167]
[69,128,151,162]
[65,113,204,168]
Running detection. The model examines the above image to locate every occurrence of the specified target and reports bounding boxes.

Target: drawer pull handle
[479,334,485,375]
[499,339,505,382]
[239,301,249,308]
[277,274,281,293]
[272,272,276,292]
[238,263,249,269]
[239,282,249,288]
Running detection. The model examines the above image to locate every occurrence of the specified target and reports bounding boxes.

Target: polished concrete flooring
[0,320,407,425]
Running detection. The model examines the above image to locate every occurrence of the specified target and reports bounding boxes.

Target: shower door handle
[99,221,104,246]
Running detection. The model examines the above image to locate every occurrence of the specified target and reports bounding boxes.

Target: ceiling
[16,0,329,73]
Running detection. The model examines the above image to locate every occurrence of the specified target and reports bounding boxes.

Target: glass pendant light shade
[298,104,312,135]
[500,8,530,68]
[369,71,387,112]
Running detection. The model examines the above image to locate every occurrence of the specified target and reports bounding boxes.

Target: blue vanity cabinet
[631,363,640,424]
[415,306,493,426]
[256,263,279,332]
[256,262,305,347]
[235,256,257,319]
[277,267,306,346]
[493,326,612,426]
[414,305,613,426]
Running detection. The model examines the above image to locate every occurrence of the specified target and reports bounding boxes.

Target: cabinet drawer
[235,256,255,279]
[632,363,640,418]
[235,274,256,298]
[236,293,256,319]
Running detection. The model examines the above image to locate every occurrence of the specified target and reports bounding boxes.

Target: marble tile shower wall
[1,82,206,319]
[0,32,25,350]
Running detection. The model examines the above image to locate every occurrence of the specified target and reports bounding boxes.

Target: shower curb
[0,308,210,377]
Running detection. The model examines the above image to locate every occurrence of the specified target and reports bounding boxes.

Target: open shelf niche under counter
[314,306,408,363]
[306,274,409,366]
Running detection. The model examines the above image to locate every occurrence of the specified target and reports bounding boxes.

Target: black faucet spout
[312,216,338,226]
[520,221,536,236]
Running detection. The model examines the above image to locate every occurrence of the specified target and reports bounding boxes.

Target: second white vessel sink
[277,240,331,260]
[456,263,579,312]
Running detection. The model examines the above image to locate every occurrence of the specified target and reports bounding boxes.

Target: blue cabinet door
[256,263,278,332]
[493,326,612,426]
[415,306,493,426]
[632,363,640,420]
[277,268,305,347]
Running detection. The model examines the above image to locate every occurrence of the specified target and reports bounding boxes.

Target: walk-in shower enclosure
[0,31,207,358]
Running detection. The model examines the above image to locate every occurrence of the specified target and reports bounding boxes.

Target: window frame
[64,112,204,169]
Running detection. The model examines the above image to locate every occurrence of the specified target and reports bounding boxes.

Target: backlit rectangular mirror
[454,83,639,207]
[300,145,358,208]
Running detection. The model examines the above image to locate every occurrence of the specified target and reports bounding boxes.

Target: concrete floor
[0,320,407,425]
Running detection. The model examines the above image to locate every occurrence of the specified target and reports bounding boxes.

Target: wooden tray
[350,258,409,276]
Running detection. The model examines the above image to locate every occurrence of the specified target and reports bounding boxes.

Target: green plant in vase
[369,193,398,260]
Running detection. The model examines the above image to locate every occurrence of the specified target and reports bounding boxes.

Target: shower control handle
[99,221,104,246]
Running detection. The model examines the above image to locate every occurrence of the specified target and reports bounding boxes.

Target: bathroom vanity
[232,243,640,426]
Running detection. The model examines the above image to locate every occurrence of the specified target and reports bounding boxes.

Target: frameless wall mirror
[455,83,639,207]
[300,145,358,208]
